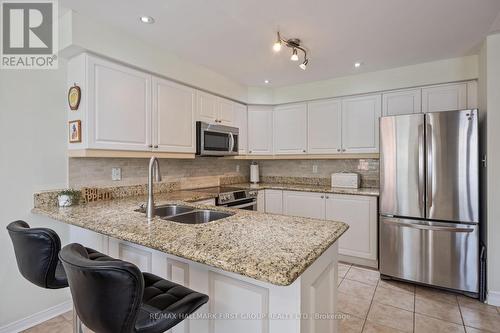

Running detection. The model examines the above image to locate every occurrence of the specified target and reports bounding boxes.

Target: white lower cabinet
[325,194,378,261]
[282,191,325,219]
[257,190,265,212]
[264,189,283,214]
[69,229,337,333]
[277,190,378,265]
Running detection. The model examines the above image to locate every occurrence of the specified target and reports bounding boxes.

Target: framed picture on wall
[69,120,81,143]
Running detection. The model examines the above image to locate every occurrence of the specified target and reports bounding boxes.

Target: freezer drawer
[380,216,479,293]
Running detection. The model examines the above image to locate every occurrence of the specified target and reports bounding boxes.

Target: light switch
[111,167,122,181]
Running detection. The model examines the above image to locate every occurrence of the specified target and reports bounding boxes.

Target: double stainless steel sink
[136,204,234,224]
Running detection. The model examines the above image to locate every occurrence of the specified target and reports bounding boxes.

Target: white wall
[0,62,71,329]
[248,55,478,105]
[59,10,248,103]
[483,33,500,305]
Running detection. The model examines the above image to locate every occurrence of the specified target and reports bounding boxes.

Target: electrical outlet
[236,164,240,172]
[111,167,122,181]
[312,165,318,174]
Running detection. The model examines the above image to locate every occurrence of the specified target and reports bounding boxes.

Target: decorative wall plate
[68,85,81,110]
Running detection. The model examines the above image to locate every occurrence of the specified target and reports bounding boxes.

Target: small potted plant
[57,189,81,207]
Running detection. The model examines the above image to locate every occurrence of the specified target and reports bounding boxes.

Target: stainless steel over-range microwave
[196,121,239,156]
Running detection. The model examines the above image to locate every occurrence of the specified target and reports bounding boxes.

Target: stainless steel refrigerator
[379,109,480,296]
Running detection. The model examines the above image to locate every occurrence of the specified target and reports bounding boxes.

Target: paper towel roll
[250,163,260,183]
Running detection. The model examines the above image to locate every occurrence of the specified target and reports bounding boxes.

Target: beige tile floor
[23,262,500,333]
[338,262,500,333]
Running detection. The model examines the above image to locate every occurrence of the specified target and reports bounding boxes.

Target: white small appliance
[250,162,260,184]
[331,173,360,188]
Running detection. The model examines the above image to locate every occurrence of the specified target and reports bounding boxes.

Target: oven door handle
[229,201,256,209]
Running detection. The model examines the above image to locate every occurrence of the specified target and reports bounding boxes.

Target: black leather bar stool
[59,243,209,333]
[6,220,83,332]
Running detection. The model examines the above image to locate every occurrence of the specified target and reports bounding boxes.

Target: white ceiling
[60,0,500,87]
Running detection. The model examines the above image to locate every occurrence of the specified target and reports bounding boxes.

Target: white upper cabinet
[152,77,195,153]
[196,91,219,123]
[421,82,467,113]
[247,106,273,155]
[341,94,381,153]
[88,55,152,151]
[196,91,235,125]
[307,99,342,154]
[273,103,307,154]
[382,89,422,116]
[218,97,235,126]
[326,194,378,261]
[233,102,248,154]
[282,191,325,219]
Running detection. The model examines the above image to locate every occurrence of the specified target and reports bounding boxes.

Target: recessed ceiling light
[264,80,270,84]
[354,62,362,68]
[140,16,155,24]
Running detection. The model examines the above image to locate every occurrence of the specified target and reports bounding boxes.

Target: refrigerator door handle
[426,122,433,211]
[383,218,474,233]
[418,123,425,217]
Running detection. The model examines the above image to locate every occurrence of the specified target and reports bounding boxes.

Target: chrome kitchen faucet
[147,156,162,219]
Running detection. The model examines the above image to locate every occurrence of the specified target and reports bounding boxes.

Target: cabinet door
[108,238,154,273]
[233,102,248,154]
[218,97,235,126]
[382,89,421,116]
[247,106,273,155]
[341,94,381,153]
[88,56,152,151]
[307,99,342,154]
[273,103,307,154]
[257,190,265,212]
[325,195,377,260]
[264,189,283,214]
[152,77,195,153]
[283,191,325,219]
[421,82,467,113]
[196,90,218,123]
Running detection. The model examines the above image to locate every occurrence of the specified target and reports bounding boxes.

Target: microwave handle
[229,133,235,152]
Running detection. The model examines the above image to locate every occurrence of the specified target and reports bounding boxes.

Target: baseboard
[487,290,500,306]
[0,300,72,333]
[339,254,378,269]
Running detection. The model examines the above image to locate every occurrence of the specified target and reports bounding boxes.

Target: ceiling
[60,0,500,87]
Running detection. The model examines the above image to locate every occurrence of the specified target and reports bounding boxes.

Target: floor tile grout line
[360,275,380,332]
[413,285,416,333]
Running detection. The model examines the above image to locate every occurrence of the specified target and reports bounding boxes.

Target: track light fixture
[272,31,309,70]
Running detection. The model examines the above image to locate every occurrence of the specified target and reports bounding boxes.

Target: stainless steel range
[199,187,258,210]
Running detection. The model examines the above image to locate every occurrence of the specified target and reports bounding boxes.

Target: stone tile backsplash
[258,159,380,188]
[68,158,379,188]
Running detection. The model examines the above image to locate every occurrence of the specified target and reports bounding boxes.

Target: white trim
[486,290,500,306]
[0,300,72,333]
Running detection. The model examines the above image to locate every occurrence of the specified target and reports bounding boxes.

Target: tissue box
[331,173,360,188]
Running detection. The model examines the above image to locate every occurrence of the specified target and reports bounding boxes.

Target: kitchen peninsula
[33,190,348,333]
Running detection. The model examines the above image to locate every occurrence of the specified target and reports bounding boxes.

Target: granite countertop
[32,192,348,286]
[226,183,380,196]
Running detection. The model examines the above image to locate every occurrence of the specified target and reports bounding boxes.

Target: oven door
[223,199,257,211]
[197,122,239,156]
